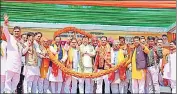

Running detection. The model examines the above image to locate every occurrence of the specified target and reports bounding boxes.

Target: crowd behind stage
[1,15,176,94]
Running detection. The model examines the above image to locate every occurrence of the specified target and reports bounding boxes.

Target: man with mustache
[3,14,29,93]
[146,36,163,93]
[79,36,96,93]
[94,36,111,93]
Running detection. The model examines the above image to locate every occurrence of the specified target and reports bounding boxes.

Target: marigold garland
[51,27,126,78]
[54,27,93,39]
[47,49,127,78]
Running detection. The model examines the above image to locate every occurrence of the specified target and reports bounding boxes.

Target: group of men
[1,15,176,93]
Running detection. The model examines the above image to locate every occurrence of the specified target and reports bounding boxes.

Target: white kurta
[23,43,40,78]
[163,52,176,80]
[1,40,7,75]
[3,25,29,74]
[170,52,176,80]
[80,44,95,68]
[48,67,63,82]
[73,48,80,70]
[111,48,120,84]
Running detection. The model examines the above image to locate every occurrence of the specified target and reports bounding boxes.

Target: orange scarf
[40,46,50,78]
[95,43,111,70]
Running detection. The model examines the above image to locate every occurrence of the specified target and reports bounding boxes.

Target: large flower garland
[54,27,93,39]
[47,49,127,78]
[51,26,127,78]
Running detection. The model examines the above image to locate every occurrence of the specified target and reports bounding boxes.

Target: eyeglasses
[162,37,167,40]
[14,30,20,32]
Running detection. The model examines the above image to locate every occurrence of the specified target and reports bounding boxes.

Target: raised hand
[4,14,9,26]
[140,43,145,49]
[76,44,80,50]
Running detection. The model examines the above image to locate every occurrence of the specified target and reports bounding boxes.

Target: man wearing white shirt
[79,36,96,93]
[0,39,7,93]
[110,40,128,93]
[110,41,120,93]
[163,41,176,93]
[3,14,29,93]
[64,38,80,93]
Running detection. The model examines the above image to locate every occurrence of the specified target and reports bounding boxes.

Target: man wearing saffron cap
[108,37,114,47]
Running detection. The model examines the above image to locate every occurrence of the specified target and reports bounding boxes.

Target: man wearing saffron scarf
[110,40,128,93]
[3,14,29,93]
[49,36,67,93]
[126,36,149,93]
[64,38,80,93]
[157,38,170,87]
[38,37,50,93]
[94,36,111,93]
[79,36,96,93]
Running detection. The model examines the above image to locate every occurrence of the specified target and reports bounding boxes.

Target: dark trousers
[17,66,25,93]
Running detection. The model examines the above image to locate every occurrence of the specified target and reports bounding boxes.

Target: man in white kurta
[64,38,80,93]
[110,41,120,93]
[79,37,95,93]
[23,32,40,93]
[3,15,29,93]
[163,41,176,93]
[110,40,128,93]
[0,40,7,93]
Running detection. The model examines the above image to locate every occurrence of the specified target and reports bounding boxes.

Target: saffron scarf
[0,40,4,56]
[40,46,50,78]
[64,47,73,79]
[51,44,64,77]
[109,49,126,81]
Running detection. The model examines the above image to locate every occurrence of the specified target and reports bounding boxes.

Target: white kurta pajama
[110,48,128,93]
[23,43,40,93]
[3,25,29,93]
[110,49,120,93]
[163,52,176,93]
[64,48,80,93]
[0,40,7,93]
[23,40,42,93]
[79,44,95,93]
[49,45,67,93]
